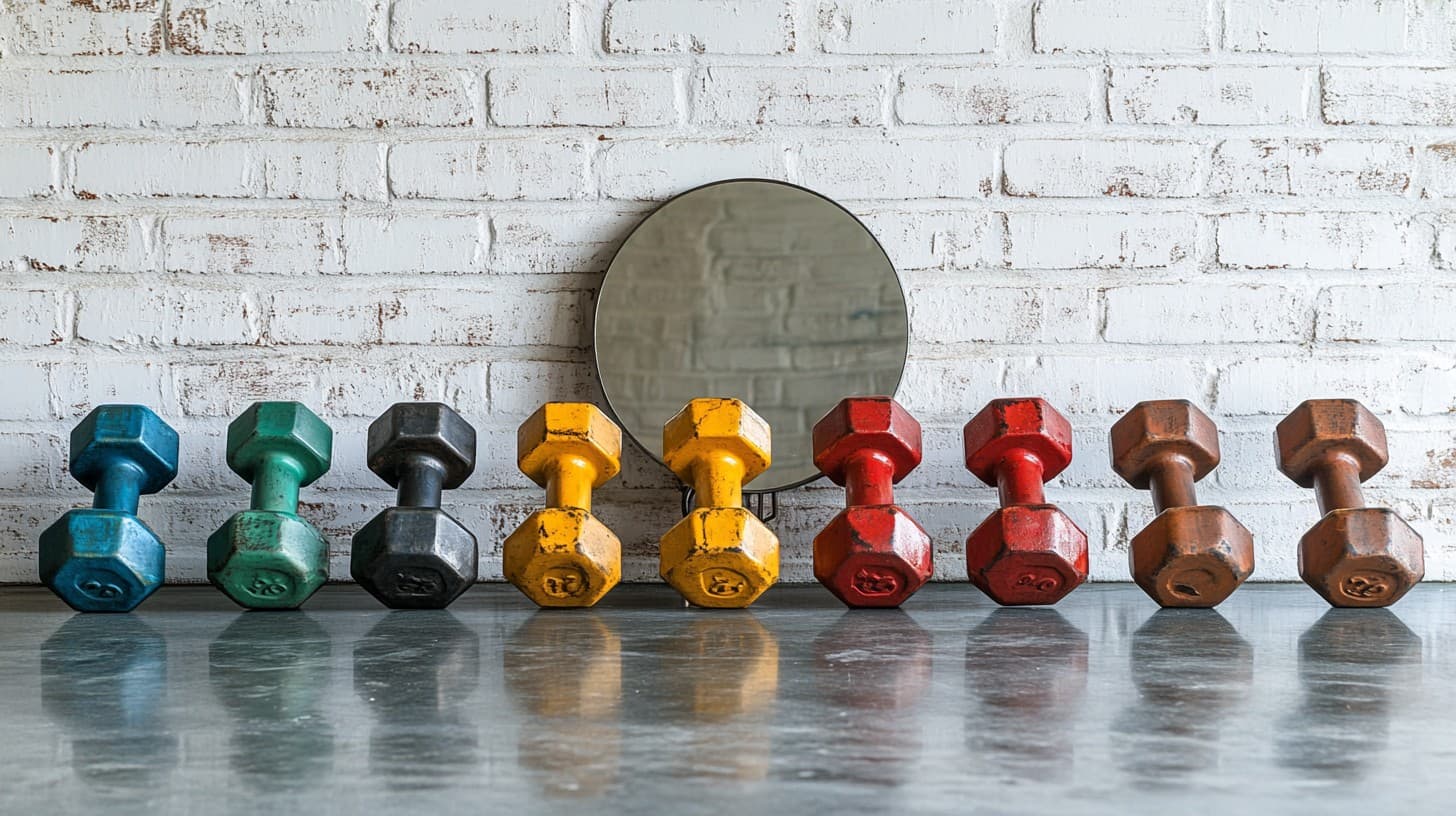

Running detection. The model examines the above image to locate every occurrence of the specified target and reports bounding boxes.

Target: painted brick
[0,362,53,420]
[381,289,591,348]
[491,68,678,127]
[486,360,598,418]
[1,0,163,56]
[898,67,1094,125]
[260,142,384,200]
[597,140,783,200]
[0,144,53,198]
[50,361,172,420]
[340,216,487,275]
[0,435,59,491]
[1215,355,1407,415]
[1318,285,1456,342]
[1003,212,1194,269]
[857,209,999,270]
[818,0,997,54]
[391,0,569,54]
[0,68,244,128]
[1324,68,1456,126]
[268,288,382,345]
[912,286,1096,344]
[1034,0,1210,54]
[1420,144,1456,197]
[164,217,343,276]
[1105,284,1310,344]
[798,139,995,199]
[1216,212,1407,269]
[696,67,883,127]
[169,0,374,54]
[1003,356,1210,416]
[261,68,477,128]
[0,289,64,346]
[1109,66,1309,125]
[389,140,584,200]
[1,217,151,272]
[76,286,259,347]
[489,209,642,275]
[1225,0,1407,54]
[1005,140,1202,198]
[1211,139,1412,197]
[606,0,794,54]
[174,358,317,416]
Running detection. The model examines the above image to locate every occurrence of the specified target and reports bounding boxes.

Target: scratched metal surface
[0,583,1451,815]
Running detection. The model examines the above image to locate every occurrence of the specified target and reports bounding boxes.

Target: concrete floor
[0,583,1451,815]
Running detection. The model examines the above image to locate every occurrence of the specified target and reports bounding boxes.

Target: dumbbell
[659,398,779,607]
[964,398,1088,605]
[810,396,931,607]
[207,401,332,610]
[352,402,478,609]
[1275,399,1423,607]
[39,405,178,612]
[1110,400,1254,607]
[503,402,622,607]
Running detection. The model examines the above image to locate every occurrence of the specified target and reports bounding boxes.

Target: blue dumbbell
[39,405,179,612]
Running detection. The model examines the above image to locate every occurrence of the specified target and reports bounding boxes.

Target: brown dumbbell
[1110,400,1254,607]
[1275,399,1423,607]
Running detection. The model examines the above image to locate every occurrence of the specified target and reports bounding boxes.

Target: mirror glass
[595,179,909,490]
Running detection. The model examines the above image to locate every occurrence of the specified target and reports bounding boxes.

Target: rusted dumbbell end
[963,398,1088,606]
[1275,399,1423,608]
[1110,400,1254,608]
[811,397,932,608]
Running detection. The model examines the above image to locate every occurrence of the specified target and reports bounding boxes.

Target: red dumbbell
[964,398,1088,605]
[812,397,933,608]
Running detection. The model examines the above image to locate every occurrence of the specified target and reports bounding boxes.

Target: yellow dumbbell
[503,403,622,607]
[659,398,779,607]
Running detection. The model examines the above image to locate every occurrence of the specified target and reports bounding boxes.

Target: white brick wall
[2,0,1455,586]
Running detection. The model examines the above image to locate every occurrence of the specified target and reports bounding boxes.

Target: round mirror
[594,179,909,491]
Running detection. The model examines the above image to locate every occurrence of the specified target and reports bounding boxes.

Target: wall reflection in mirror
[1276,610,1422,781]
[1111,611,1253,788]
[355,612,481,790]
[596,180,909,488]
[965,610,1089,782]
[41,616,178,795]
[504,613,623,799]
[209,615,335,788]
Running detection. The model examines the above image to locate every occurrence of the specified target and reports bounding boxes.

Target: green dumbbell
[208,401,333,610]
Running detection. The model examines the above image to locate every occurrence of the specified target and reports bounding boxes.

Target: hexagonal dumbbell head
[660,399,778,607]
[504,403,622,608]
[811,397,930,607]
[963,399,1086,605]
[1110,400,1219,491]
[208,402,332,610]
[39,405,178,613]
[1130,506,1254,608]
[1276,399,1422,607]
[352,403,477,609]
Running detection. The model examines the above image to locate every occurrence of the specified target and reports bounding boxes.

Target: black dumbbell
[351,402,478,609]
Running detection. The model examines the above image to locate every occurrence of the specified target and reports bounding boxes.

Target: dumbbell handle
[1312,452,1366,516]
[688,453,744,510]
[544,455,595,511]
[1147,454,1199,513]
[843,450,895,506]
[92,460,144,515]
[993,450,1047,506]
[395,453,445,509]
[251,451,304,513]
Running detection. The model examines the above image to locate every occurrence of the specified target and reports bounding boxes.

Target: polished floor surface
[0,583,1451,815]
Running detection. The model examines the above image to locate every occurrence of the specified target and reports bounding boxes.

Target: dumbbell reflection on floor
[1275,399,1423,607]
[504,403,623,607]
[1111,400,1254,608]
[659,398,780,608]
[964,398,1088,605]
[352,402,478,609]
[40,405,178,613]
[811,397,932,608]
